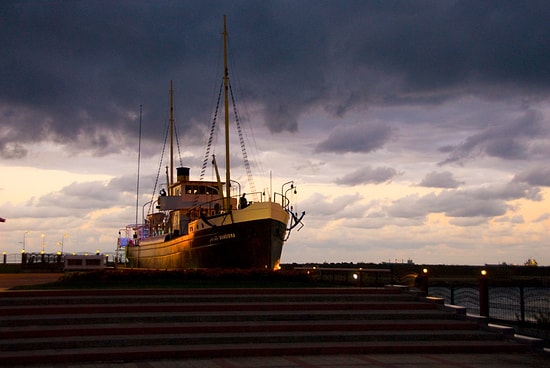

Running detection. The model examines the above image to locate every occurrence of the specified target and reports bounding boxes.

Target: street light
[281,181,294,208]
[41,234,45,254]
[22,231,29,252]
[285,184,297,200]
[57,234,68,254]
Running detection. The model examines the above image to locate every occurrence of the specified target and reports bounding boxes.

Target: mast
[169,80,175,194]
[135,105,142,226]
[212,154,224,202]
[223,15,231,211]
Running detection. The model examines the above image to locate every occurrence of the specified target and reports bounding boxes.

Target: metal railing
[428,284,550,324]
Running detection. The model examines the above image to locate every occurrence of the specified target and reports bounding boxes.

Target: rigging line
[149,112,170,217]
[198,29,224,182]
[135,105,142,227]
[227,37,266,189]
[174,120,184,168]
[195,81,223,207]
[200,81,223,180]
[229,82,257,200]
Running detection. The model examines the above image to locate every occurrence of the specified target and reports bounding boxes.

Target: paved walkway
[23,352,549,367]
[0,272,63,290]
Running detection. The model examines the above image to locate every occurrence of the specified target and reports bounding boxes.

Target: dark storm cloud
[438,110,545,165]
[35,179,124,210]
[513,165,550,187]
[336,166,399,186]
[0,1,222,157]
[0,142,27,159]
[1,1,549,158]
[418,171,464,188]
[314,122,393,154]
[387,180,541,222]
[300,192,363,217]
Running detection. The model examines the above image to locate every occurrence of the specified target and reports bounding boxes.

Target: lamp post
[20,231,30,265]
[415,268,429,294]
[281,181,294,208]
[40,234,45,254]
[57,234,68,254]
[285,185,297,202]
[22,231,29,252]
[479,270,489,317]
[281,181,294,201]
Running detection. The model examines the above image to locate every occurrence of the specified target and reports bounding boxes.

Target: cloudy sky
[1,1,549,266]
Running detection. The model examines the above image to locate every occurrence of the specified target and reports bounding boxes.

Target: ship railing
[235,190,292,210]
[190,191,270,210]
[238,190,267,205]
[273,192,292,211]
[141,190,292,225]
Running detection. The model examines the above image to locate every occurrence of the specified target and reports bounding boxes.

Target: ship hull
[126,206,288,270]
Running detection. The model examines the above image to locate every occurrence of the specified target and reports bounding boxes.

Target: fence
[428,284,550,324]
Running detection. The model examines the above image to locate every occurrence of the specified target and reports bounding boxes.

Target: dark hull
[126,218,287,270]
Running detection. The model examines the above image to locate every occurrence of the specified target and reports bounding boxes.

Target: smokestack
[177,167,190,182]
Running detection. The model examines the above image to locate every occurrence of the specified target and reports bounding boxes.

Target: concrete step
[0,330,505,351]
[2,340,530,366]
[0,300,440,316]
[0,287,415,305]
[0,309,461,328]
[2,319,481,339]
[0,287,532,366]
[0,287,406,299]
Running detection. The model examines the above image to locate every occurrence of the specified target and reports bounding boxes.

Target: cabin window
[206,187,218,195]
[185,185,219,195]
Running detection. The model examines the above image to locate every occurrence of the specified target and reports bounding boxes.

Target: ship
[117,16,304,270]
